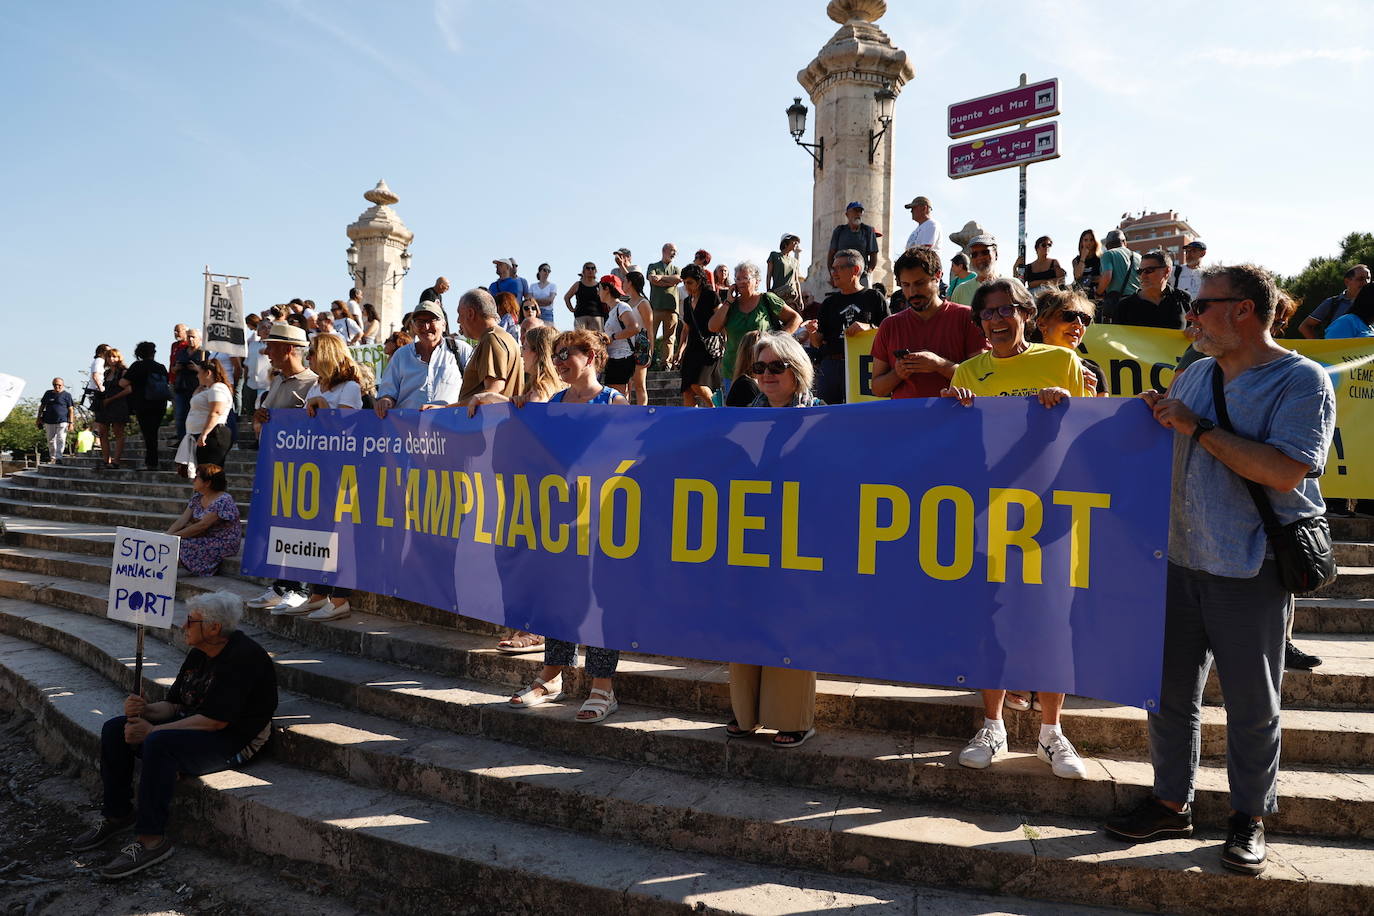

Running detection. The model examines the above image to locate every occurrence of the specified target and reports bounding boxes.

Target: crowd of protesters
[63,196,1356,880]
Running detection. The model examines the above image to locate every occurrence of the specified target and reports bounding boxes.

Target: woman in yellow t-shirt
[940,278,1089,782]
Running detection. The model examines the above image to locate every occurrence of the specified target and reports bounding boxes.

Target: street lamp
[786,97,824,170]
[392,248,413,289]
[346,243,364,286]
[868,81,896,163]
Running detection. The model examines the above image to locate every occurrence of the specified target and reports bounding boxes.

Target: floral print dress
[179,492,241,577]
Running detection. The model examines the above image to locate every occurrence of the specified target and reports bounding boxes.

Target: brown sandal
[497,632,545,654]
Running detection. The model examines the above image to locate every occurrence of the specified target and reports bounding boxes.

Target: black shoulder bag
[1210,364,1337,593]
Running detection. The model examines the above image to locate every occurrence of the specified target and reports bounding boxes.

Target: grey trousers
[1149,561,1288,816]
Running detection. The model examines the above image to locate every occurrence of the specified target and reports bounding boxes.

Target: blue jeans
[816,358,847,404]
[1148,561,1288,816]
[172,391,192,440]
[101,715,240,836]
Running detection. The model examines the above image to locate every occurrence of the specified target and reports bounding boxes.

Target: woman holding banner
[465,325,565,655]
[726,331,821,747]
[167,464,241,577]
[509,329,627,723]
[173,359,232,479]
[941,278,1091,781]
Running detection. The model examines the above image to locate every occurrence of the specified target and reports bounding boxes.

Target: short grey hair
[754,330,815,400]
[459,288,499,319]
[832,248,864,270]
[734,261,763,287]
[188,591,244,634]
[1143,248,1172,270]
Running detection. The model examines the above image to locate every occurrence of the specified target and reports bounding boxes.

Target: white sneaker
[1037,732,1087,779]
[269,592,311,616]
[958,726,1007,769]
[306,600,351,622]
[246,588,282,609]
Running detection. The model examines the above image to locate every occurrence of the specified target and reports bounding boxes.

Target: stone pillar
[346,180,414,335]
[798,0,914,301]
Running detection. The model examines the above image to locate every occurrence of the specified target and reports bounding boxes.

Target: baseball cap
[1184,240,1207,251]
[969,234,998,249]
[493,258,513,268]
[412,303,445,322]
[598,274,624,295]
[903,196,932,209]
[615,247,632,257]
[845,201,865,211]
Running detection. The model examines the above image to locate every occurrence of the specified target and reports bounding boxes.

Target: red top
[870,302,988,399]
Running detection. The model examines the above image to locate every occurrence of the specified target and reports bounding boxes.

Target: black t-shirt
[123,359,169,411]
[683,287,720,356]
[726,375,759,406]
[817,289,889,358]
[572,281,603,318]
[167,631,278,754]
[1114,288,1191,330]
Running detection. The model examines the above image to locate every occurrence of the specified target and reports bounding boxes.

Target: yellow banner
[844,325,1374,498]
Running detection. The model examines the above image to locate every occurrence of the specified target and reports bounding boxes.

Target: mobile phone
[894,349,911,359]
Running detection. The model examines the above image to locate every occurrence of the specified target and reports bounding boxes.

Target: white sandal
[576,687,618,723]
[510,674,563,708]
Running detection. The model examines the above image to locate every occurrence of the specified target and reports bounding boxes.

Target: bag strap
[1210,363,1282,533]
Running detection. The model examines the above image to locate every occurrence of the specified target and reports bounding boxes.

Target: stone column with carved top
[798,0,914,301]
[346,180,414,335]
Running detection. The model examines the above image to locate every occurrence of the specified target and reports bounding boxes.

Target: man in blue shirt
[373,303,467,414]
[1105,264,1335,877]
[37,378,76,464]
[1297,263,1370,338]
[490,259,530,307]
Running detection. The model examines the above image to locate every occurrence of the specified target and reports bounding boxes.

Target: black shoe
[97,838,175,879]
[71,814,135,851]
[1285,640,1322,670]
[1104,797,1193,841]
[1220,813,1266,875]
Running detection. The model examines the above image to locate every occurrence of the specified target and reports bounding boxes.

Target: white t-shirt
[346,300,362,322]
[531,280,557,302]
[334,317,362,341]
[905,218,943,254]
[1174,264,1202,301]
[186,382,232,434]
[87,357,105,392]
[604,302,636,359]
[305,380,362,409]
[248,339,271,389]
[302,307,317,321]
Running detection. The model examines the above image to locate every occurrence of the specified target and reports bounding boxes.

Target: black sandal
[724,719,758,738]
[772,728,815,749]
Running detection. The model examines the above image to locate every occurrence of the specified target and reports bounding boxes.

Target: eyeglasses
[1140,266,1166,274]
[749,360,793,375]
[978,304,1023,321]
[185,617,204,629]
[1188,296,1243,316]
[1058,310,1093,326]
[553,347,584,362]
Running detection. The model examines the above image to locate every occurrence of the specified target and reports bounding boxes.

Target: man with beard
[1105,265,1335,876]
[870,247,988,399]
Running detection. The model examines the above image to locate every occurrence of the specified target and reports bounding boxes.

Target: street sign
[947,122,1059,180]
[947,78,1058,139]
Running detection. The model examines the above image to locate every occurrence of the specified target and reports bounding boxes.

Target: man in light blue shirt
[1105,265,1335,877]
[373,304,468,414]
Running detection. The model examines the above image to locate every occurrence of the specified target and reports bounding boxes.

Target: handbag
[1210,365,1337,593]
[687,292,726,359]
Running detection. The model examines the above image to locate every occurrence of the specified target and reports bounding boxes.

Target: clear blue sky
[2,0,1370,397]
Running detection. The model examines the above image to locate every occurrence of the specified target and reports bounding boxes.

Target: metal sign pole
[1016,73,1028,272]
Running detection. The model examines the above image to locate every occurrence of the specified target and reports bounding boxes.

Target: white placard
[0,373,23,423]
[108,527,180,629]
[203,276,247,358]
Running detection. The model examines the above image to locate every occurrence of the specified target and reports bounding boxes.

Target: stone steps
[1,635,956,916]
[3,603,1373,915]
[0,479,250,519]
[0,471,251,501]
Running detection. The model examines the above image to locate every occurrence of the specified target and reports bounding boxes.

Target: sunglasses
[1188,296,1243,317]
[749,359,793,375]
[978,304,1023,321]
[522,306,539,313]
[1058,310,1093,327]
[553,347,584,362]
[1139,266,1166,274]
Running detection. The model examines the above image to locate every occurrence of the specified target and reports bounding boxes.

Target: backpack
[144,366,171,403]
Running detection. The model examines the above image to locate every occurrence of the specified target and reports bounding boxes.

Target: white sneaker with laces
[245,588,282,609]
[306,600,351,622]
[958,726,1007,769]
[269,592,310,616]
[1037,732,1087,779]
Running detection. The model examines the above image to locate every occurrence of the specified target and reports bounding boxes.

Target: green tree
[0,398,48,458]
[1282,231,1374,330]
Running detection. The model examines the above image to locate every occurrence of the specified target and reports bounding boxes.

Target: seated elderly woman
[167,464,241,577]
[72,591,277,879]
[727,331,822,748]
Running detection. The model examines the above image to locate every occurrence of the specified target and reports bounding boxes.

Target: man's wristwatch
[1192,418,1216,442]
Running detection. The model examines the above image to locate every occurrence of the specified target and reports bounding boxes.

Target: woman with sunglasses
[531,263,558,323]
[726,331,821,748]
[519,300,544,335]
[1033,289,1108,396]
[598,274,641,399]
[509,329,627,723]
[942,279,1091,781]
[1017,236,1066,293]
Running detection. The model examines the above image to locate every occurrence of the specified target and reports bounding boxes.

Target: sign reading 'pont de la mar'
[947,78,1058,138]
[948,122,1059,179]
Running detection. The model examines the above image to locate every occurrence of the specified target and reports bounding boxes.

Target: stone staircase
[1,430,1373,915]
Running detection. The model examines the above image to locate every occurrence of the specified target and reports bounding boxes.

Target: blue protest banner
[243,398,1172,708]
